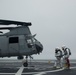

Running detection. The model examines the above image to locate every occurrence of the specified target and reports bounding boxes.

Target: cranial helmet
[55,47,59,50]
[62,45,66,50]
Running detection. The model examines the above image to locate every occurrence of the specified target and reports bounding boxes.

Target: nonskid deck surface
[0,60,76,75]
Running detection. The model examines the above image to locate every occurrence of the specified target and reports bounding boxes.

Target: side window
[27,39,32,44]
[9,37,19,43]
[26,39,33,48]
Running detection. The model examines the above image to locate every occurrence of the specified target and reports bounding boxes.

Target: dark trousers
[67,58,70,68]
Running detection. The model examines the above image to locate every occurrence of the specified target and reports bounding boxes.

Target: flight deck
[0,59,76,75]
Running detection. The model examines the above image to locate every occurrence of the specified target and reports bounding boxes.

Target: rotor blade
[0,19,32,26]
[0,27,16,30]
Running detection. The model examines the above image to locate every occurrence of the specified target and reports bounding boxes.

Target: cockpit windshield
[32,38,38,43]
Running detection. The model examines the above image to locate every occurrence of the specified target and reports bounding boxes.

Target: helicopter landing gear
[23,61,28,67]
[23,56,28,67]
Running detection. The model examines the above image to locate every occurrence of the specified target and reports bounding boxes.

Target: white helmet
[62,45,66,50]
[55,47,60,50]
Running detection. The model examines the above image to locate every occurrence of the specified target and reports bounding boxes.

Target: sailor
[61,45,71,69]
[54,47,62,68]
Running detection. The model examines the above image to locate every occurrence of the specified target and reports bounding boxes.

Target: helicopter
[0,19,43,67]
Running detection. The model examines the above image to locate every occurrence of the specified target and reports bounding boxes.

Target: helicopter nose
[35,43,43,54]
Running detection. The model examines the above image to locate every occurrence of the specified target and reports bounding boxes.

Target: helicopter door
[9,37,19,55]
[19,35,26,54]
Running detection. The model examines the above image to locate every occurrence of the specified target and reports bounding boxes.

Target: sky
[0,0,76,59]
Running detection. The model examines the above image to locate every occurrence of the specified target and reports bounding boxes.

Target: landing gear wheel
[23,62,28,67]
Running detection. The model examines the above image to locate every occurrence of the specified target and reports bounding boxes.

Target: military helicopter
[0,19,43,67]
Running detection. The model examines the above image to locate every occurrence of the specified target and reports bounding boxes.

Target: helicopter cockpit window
[27,39,33,48]
[9,37,19,43]
[32,38,35,42]
[27,39,32,44]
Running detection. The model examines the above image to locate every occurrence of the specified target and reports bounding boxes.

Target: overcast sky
[0,0,76,59]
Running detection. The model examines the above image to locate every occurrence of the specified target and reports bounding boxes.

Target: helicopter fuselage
[0,26,43,58]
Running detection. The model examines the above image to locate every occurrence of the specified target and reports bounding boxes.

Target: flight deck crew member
[61,45,71,69]
[54,47,62,68]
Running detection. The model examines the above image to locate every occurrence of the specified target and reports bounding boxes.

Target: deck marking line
[22,68,64,74]
[0,66,75,75]
[34,66,76,75]
[34,72,46,75]
[15,65,24,75]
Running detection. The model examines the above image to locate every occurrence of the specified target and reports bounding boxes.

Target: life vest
[55,49,62,57]
[64,48,71,55]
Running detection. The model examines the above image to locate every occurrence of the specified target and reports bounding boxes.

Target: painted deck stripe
[22,68,65,74]
[22,66,76,75]
[0,66,75,75]
[15,65,24,75]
